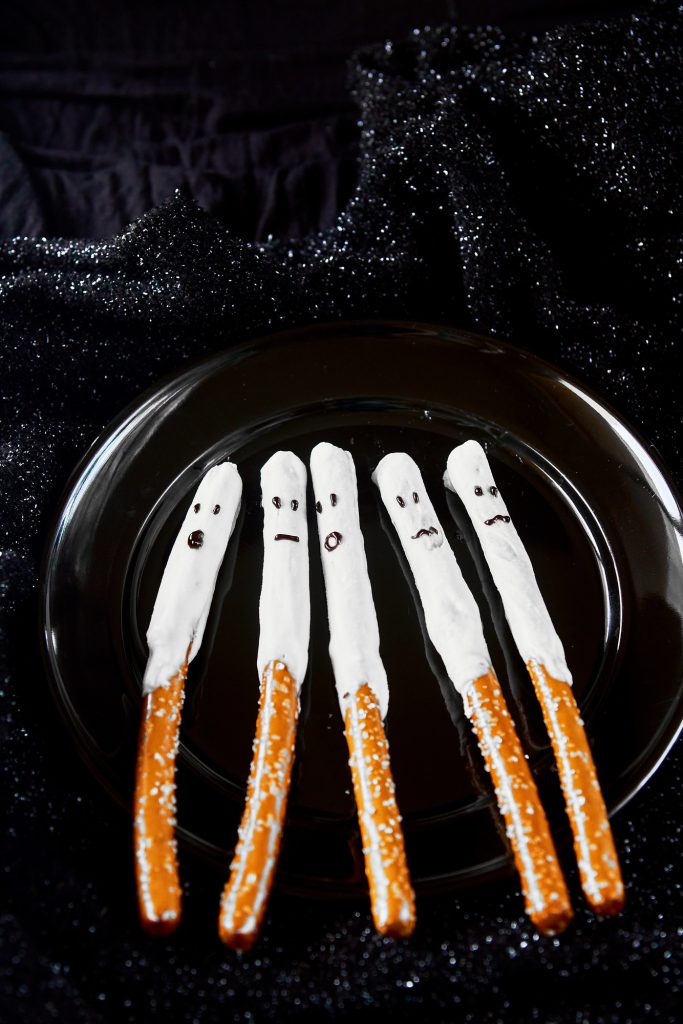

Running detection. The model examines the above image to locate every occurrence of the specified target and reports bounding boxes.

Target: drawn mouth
[484,515,511,526]
[411,527,438,539]
[274,534,300,542]
[324,531,343,551]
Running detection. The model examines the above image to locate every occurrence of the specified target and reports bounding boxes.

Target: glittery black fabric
[1,3,681,1022]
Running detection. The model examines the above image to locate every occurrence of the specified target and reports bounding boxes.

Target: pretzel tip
[375,900,416,939]
[140,910,181,938]
[589,885,626,918]
[526,663,625,919]
[218,918,259,951]
[344,684,416,940]
[530,900,573,937]
[217,661,299,950]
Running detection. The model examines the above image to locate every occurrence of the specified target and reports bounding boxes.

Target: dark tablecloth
[0,2,680,1021]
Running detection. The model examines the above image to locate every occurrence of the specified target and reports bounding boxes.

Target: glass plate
[40,320,683,897]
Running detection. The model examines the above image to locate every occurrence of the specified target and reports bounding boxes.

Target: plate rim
[38,317,683,894]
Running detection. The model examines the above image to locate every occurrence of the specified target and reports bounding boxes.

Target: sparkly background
[0,2,681,1021]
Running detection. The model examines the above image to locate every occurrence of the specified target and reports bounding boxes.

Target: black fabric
[0,2,681,1022]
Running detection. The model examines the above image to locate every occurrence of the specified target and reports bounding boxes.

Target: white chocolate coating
[372,452,492,696]
[143,462,242,695]
[309,442,389,719]
[257,452,310,688]
[445,440,572,684]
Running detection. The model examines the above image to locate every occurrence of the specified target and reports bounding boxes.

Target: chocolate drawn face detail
[270,490,302,541]
[484,514,511,526]
[194,503,201,513]
[396,495,406,507]
[411,526,439,540]
[324,531,343,551]
[188,529,204,548]
[412,492,419,503]
[474,486,483,496]
[212,504,221,515]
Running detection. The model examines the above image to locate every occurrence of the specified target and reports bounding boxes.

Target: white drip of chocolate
[257,451,310,688]
[309,442,389,718]
[143,462,242,695]
[444,440,572,685]
[372,451,492,696]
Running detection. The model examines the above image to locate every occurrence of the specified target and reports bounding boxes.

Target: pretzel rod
[219,452,310,948]
[219,660,299,949]
[446,440,624,916]
[373,452,572,933]
[344,683,416,937]
[310,443,416,937]
[527,661,624,915]
[134,671,186,934]
[465,670,573,934]
[136,462,242,934]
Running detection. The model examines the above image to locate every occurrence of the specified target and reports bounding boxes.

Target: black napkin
[0,3,681,1021]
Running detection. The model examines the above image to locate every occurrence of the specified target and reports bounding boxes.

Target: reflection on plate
[40,320,683,897]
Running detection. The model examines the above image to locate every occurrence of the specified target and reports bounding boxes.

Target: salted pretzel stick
[219,452,310,949]
[219,660,299,949]
[135,462,242,934]
[446,440,624,916]
[373,452,572,935]
[310,443,415,938]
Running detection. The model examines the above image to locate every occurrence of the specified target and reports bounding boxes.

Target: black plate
[40,320,683,898]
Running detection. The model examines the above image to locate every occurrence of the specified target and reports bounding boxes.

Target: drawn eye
[330,493,337,506]
[272,496,281,508]
[489,486,498,497]
[396,496,405,507]
[412,492,419,503]
[315,501,322,514]
[291,499,299,511]
[194,503,201,513]
[474,486,483,496]
[212,504,221,515]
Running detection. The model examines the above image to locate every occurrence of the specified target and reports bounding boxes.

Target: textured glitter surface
[1,3,682,1021]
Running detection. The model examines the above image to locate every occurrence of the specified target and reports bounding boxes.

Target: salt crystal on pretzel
[310,442,415,938]
[446,440,624,916]
[373,452,573,935]
[135,462,242,935]
[219,451,310,949]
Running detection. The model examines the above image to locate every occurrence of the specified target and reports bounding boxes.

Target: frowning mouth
[275,534,300,542]
[484,515,510,526]
[411,526,438,539]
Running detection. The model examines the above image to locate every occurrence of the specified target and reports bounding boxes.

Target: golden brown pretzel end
[134,673,186,936]
[527,662,625,918]
[464,669,573,936]
[219,660,299,950]
[343,683,416,939]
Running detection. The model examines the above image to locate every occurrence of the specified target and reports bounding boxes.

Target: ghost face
[261,452,307,545]
[446,442,512,530]
[372,453,444,552]
[310,442,368,562]
[472,481,511,526]
[315,491,343,552]
[187,499,223,549]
